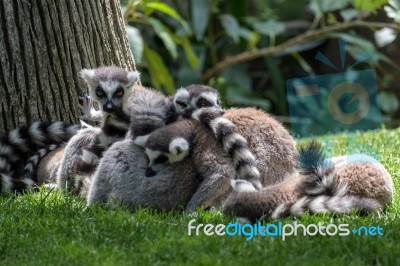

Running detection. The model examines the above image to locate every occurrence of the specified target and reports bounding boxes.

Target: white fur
[99,80,122,98]
[0,144,12,157]
[168,138,189,162]
[134,135,149,147]
[233,148,256,166]
[145,149,161,163]
[209,117,234,135]
[0,159,8,169]
[237,164,260,180]
[48,122,64,140]
[126,71,140,86]
[38,148,48,157]
[173,88,190,113]
[271,204,287,219]
[9,129,25,148]
[334,182,348,197]
[1,174,12,192]
[82,150,99,164]
[80,120,94,129]
[191,92,218,108]
[22,178,35,188]
[29,122,46,146]
[309,196,329,213]
[80,69,95,82]
[222,133,247,151]
[290,197,308,216]
[231,179,256,193]
[191,108,202,120]
[23,163,34,173]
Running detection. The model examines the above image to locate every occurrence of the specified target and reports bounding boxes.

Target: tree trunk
[0,0,135,135]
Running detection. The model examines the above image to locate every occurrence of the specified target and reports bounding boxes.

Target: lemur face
[134,135,190,177]
[81,66,140,113]
[173,85,222,117]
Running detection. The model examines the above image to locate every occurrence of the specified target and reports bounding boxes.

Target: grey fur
[127,86,174,137]
[87,139,199,210]
[174,85,262,189]
[129,107,297,211]
[223,143,393,222]
[80,66,140,147]
[58,85,175,195]
[56,127,100,195]
[70,67,140,181]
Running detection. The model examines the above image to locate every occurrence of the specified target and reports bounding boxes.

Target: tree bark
[0,0,135,135]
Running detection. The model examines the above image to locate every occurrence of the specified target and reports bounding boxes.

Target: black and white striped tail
[270,195,382,219]
[192,107,262,190]
[0,122,79,193]
[21,143,64,183]
[297,140,339,196]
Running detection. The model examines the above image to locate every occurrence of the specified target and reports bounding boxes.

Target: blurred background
[120,0,400,134]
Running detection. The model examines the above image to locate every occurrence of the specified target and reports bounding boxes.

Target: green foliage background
[121,0,400,131]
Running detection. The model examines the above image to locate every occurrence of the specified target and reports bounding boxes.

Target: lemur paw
[231,179,258,193]
[78,95,93,120]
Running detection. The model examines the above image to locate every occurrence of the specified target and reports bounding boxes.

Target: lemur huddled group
[0,66,394,222]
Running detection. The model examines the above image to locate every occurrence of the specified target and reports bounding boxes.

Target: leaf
[145,2,182,20]
[170,34,200,69]
[220,14,240,42]
[340,8,359,21]
[144,1,192,35]
[191,0,212,41]
[246,31,260,51]
[309,0,352,15]
[354,0,388,12]
[379,91,399,114]
[143,45,175,94]
[222,64,271,110]
[126,25,144,64]
[148,18,178,60]
[252,20,286,36]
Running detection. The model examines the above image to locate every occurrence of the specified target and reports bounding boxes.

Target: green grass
[1,129,400,266]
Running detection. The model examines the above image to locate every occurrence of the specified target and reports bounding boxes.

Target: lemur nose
[145,167,156,177]
[103,104,115,113]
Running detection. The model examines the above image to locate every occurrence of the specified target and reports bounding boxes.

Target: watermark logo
[188,220,384,241]
[286,39,381,138]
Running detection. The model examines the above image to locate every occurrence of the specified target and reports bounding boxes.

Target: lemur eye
[175,100,187,108]
[197,98,212,108]
[115,87,124,97]
[154,155,168,164]
[95,87,104,97]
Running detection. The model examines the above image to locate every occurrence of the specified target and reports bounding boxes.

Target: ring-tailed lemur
[169,85,262,189]
[78,82,263,194]
[80,66,140,147]
[0,122,79,193]
[222,141,394,223]
[55,66,140,190]
[57,83,172,193]
[132,107,298,211]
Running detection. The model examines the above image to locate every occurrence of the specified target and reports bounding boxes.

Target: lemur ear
[126,71,140,87]
[169,137,189,155]
[173,88,190,110]
[134,134,149,147]
[80,69,95,83]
